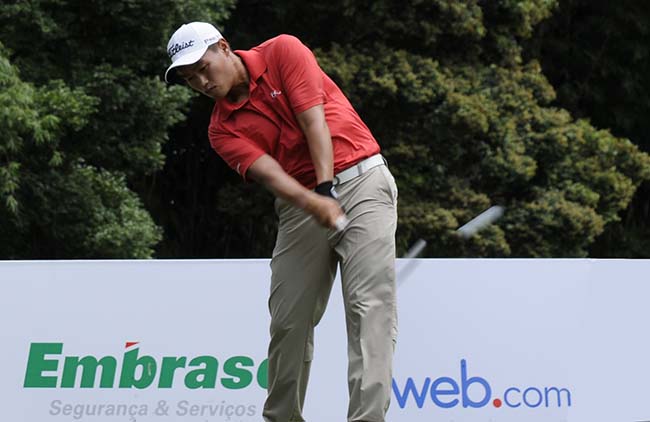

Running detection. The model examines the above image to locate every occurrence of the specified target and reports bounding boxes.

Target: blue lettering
[460,359,491,408]
[392,361,573,410]
[544,386,572,407]
[523,387,543,408]
[504,387,521,407]
[430,377,459,408]
[392,377,431,408]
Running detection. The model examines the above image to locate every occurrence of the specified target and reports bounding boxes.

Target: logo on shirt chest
[270,90,282,99]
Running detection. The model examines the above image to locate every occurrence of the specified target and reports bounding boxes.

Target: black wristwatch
[315,181,339,200]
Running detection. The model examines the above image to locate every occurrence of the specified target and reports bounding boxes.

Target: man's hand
[304,192,346,229]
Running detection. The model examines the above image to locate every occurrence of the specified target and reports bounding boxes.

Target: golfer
[165,22,398,422]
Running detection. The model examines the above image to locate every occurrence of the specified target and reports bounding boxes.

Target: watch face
[329,186,339,199]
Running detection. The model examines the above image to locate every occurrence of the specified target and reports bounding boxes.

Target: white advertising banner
[1,259,649,422]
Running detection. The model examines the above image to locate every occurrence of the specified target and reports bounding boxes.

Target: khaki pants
[263,165,398,422]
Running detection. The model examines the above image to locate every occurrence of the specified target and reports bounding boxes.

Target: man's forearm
[248,154,314,208]
[247,154,343,228]
[304,119,333,184]
[297,105,334,184]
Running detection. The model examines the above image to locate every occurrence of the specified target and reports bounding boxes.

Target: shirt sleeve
[271,35,325,115]
[208,122,267,181]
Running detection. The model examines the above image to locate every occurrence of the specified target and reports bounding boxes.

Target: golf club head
[456,205,505,239]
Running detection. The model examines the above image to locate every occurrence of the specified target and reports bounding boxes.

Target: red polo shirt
[208,34,380,188]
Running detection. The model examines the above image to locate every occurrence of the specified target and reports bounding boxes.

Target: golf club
[397,205,505,287]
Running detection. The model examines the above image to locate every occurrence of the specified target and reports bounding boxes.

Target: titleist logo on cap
[168,40,195,58]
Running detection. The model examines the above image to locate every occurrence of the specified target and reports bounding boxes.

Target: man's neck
[226,54,250,104]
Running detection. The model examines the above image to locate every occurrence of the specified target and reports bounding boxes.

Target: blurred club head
[456,206,505,239]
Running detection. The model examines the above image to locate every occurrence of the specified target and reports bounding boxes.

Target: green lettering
[158,356,187,388]
[257,359,268,389]
[61,356,117,388]
[221,356,253,389]
[185,356,218,389]
[24,343,62,388]
[119,348,156,388]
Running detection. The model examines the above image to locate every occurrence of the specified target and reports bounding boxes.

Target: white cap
[165,22,223,83]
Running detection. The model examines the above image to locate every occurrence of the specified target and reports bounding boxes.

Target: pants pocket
[379,165,398,205]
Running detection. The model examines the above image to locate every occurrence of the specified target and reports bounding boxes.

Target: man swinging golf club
[165,22,398,422]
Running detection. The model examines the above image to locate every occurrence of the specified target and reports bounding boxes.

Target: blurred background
[1,0,649,259]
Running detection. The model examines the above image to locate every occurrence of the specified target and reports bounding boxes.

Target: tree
[216,0,650,257]
[0,0,235,258]
[3,0,648,258]
[529,0,650,257]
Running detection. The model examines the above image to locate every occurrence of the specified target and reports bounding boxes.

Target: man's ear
[216,38,231,54]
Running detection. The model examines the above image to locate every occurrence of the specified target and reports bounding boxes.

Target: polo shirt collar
[237,49,266,82]
[216,49,267,120]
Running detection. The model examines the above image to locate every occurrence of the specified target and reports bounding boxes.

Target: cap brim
[164,46,208,84]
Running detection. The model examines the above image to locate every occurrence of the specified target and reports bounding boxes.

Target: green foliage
[0,42,96,215]
[221,0,650,257]
[529,0,650,257]
[23,165,163,259]
[2,0,649,258]
[0,44,161,258]
[0,0,235,81]
[0,165,163,259]
[0,0,234,258]
[315,40,650,256]
[74,65,190,176]
[504,189,604,257]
